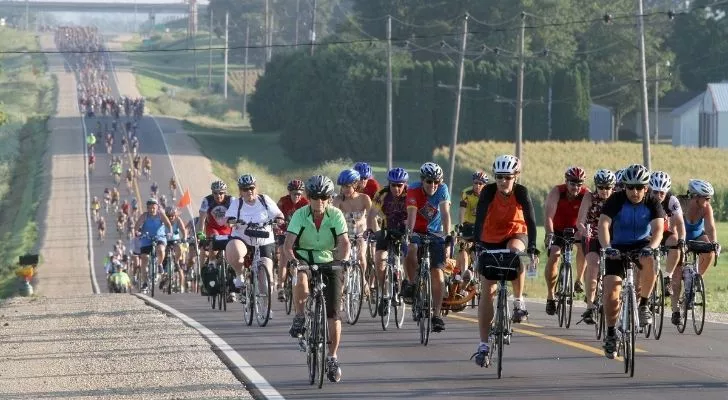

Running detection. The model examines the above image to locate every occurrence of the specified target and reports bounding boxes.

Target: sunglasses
[239,187,255,192]
[568,180,584,186]
[423,179,441,185]
[596,186,613,191]
[309,194,331,201]
[390,183,405,188]
[495,174,514,181]
[213,191,226,196]
[699,196,712,202]
[626,184,646,191]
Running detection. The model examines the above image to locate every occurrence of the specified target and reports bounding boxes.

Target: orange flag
[177,189,191,208]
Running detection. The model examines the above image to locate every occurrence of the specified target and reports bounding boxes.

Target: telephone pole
[208,9,213,89]
[294,0,300,46]
[223,11,229,99]
[310,0,317,55]
[515,12,526,161]
[637,0,652,168]
[654,63,659,144]
[242,23,250,115]
[265,0,272,63]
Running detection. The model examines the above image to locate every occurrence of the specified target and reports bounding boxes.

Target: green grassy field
[0,28,55,298]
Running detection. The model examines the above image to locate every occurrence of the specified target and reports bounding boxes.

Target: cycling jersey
[474,183,537,247]
[199,194,234,236]
[406,182,450,233]
[168,218,183,241]
[287,205,348,265]
[659,192,682,232]
[459,188,480,225]
[373,187,407,232]
[552,184,587,231]
[139,213,166,246]
[110,271,131,288]
[601,191,664,246]
[359,178,380,200]
[277,195,309,230]
[225,194,281,246]
[585,192,609,239]
[685,215,705,241]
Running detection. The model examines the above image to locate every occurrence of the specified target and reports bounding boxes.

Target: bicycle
[675,240,719,335]
[453,224,480,309]
[592,244,606,340]
[343,233,364,325]
[233,220,274,327]
[644,245,667,340]
[162,239,181,295]
[548,228,579,329]
[365,235,378,318]
[139,232,163,298]
[294,261,345,389]
[408,232,444,346]
[472,246,533,378]
[206,235,231,311]
[275,234,294,315]
[376,229,406,330]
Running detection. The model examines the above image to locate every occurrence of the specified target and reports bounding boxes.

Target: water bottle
[526,259,537,279]
[683,266,695,305]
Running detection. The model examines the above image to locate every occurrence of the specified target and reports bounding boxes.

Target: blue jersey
[139,213,166,246]
[601,191,665,246]
[684,216,705,241]
[406,182,450,233]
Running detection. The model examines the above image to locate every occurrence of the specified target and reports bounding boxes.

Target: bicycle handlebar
[293,262,346,273]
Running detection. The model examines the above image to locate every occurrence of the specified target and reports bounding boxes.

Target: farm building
[697,83,728,148]
[671,92,703,147]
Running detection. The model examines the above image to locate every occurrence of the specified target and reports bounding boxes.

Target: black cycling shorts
[604,241,649,278]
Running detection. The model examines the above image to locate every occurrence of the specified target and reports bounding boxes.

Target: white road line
[135,294,285,400]
[80,110,100,294]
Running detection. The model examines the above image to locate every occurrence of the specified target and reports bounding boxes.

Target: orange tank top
[480,192,527,243]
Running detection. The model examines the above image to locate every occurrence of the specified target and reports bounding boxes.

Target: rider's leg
[224,239,248,277]
[477,280,497,342]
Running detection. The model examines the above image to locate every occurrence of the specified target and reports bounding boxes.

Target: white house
[698,83,728,148]
[671,92,703,147]
[629,91,701,143]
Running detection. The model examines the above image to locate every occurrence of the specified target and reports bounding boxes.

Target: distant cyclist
[353,162,380,200]
[275,179,309,301]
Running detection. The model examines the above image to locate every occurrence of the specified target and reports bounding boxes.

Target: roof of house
[705,83,728,113]
[670,92,703,117]
[660,90,703,109]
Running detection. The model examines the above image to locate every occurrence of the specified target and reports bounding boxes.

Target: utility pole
[268,12,274,62]
[224,11,229,99]
[637,0,652,169]
[242,23,250,116]
[265,0,271,63]
[654,63,659,145]
[208,9,213,89]
[294,0,300,46]
[438,14,476,196]
[515,12,526,161]
[310,0,317,56]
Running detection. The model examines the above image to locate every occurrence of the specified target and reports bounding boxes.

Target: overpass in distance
[0,0,208,13]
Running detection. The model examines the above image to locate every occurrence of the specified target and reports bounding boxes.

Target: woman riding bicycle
[163,206,188,292]
[134,198,173,292]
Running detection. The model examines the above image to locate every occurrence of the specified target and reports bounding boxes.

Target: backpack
[235,194,269,218]
[201,264,221,296]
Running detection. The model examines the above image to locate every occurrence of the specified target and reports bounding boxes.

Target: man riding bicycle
[134,198,174,292]
[286,175,350,383]
[598,164,664,359]
[275,179,309,301]
[197,180,235,269]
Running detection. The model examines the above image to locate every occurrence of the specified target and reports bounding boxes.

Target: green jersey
[110,271,131,288]
[287,205,348,265]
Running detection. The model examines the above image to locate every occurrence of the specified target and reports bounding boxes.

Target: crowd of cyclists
[57,25,723,386]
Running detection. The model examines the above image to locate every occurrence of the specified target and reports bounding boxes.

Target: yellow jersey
[459,188,480,225]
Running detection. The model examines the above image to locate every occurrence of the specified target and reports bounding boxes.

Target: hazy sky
[20,0,209,3]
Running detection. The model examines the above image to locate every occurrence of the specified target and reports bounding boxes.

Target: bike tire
[497,287,505,379]
[346,263,364,325]
[565,263,573,329]
[422,272,432,346]
[307,299,317,386]
[692,275,706,335]
[556,263,565,328]
[677,284,688,334]
[366,261,378,318]
[166,253,173,295]
[256,263,272,327]
[624,293,635,376]
[317,294,327,389]
[218,263,226,311]
[284,274,293,315]
[379,270,390,331]
[652,269,665,340]
[244,268,254,326]
[150,254,156,298]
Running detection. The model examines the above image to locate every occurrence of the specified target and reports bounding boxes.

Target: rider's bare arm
[544,186,559,236]
[705,203,717,242]
[576,191,593,237]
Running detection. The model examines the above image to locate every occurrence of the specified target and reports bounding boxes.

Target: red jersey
[359,178,380,200]
[200,194,233,236]
[277,195,309,230]
[552,184,587,232]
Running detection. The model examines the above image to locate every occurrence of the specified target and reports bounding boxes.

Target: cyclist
[366,167,409,312]
[198,180,235,263]
[125,168,133,191]
[88,152,95,171]
[109,263,132,293]
[91,196,101,220]
[86,131,96,151]
[403,162,452,333]
[285,175,350,383]
[131,197,139,217]
[159,194,168,210]
[142,156,152,177]
[544,166,589,316]
[333,169,372,297]
[132,154,141,176]
[353,162,380,200]
[163,206,188,292]
[110,187,120,211]
[150,181,159,199]
[471,154,539,365]
[670,179,719,325]
[647,171,685,300]
[275,179,309,301]
[225,174,284,302]
[120,199,131,218]
[614,168,626,192]
[598,164,664,359]
[576,169,616,324]
[456,171,489,277]
[103,187,111,211]
[120,135,128,153]
[134,198,174,292]
[169,177,178,197]
[97,216,106,241]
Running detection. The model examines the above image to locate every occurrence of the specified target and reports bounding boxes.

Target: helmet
[165,206,177,216]
[146,198,158,205]
[210,180,227,193]
[305,175,335,197]
[353,162,373,179]
[420,162,444,180]
[337,169,361,186]
[649,171,672,192]
[472,171,488,184]
[152,181,158,187]
[593,169,616,187]
[237,174,256,188]
[565,166,586,182]
[688,179,714,197]
[621,164,650,185]
[492,155,520,175]
[387,167,409,183]
[615,169,625,185]
[287,179,305,192]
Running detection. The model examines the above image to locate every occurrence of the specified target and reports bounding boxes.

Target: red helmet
[287,179,305,192]
[564,166,586,182]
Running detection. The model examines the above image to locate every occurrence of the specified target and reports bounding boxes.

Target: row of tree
[249,44,591,162]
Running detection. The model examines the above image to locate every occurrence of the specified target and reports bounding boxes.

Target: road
[83,61,728,400]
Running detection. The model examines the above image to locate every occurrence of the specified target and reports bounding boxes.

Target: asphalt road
[82,67,728,400]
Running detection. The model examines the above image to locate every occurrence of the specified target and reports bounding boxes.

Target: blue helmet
[337,169,361,186]
[353,162,373,179]
[387,167,409,183]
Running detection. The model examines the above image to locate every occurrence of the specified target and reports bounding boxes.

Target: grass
[123,30,262,124]
[0,28,55,299]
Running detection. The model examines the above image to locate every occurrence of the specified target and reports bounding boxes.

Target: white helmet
[621,164,650,185]
[614,169,625,186]
[492,154,521,175]
[688,179,714,197]
[649,171,671,192]
[419,162,444,180]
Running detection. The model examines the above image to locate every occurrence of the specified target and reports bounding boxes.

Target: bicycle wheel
[556,263,565,327]
[379,269,390,331]
[677,285,688,334]
[346,263,363,325]
[652,269,665,340]
[255,263,272,327]
[692,274,705,335]
[624,293,635,376]
[150,255,156,298]
[219,263,227,311]
[420,272,432,346]
[316,294,327,389]
[306,298,317,385]
[594,279,603,340]
[366,261,378,318]
[496,287,506,379]
[565,263,573,329]
[243,269,254,326]
[166,255,173,295]
[284,274,293,315]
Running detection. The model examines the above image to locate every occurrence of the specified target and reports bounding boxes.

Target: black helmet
[305,175,335,198]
